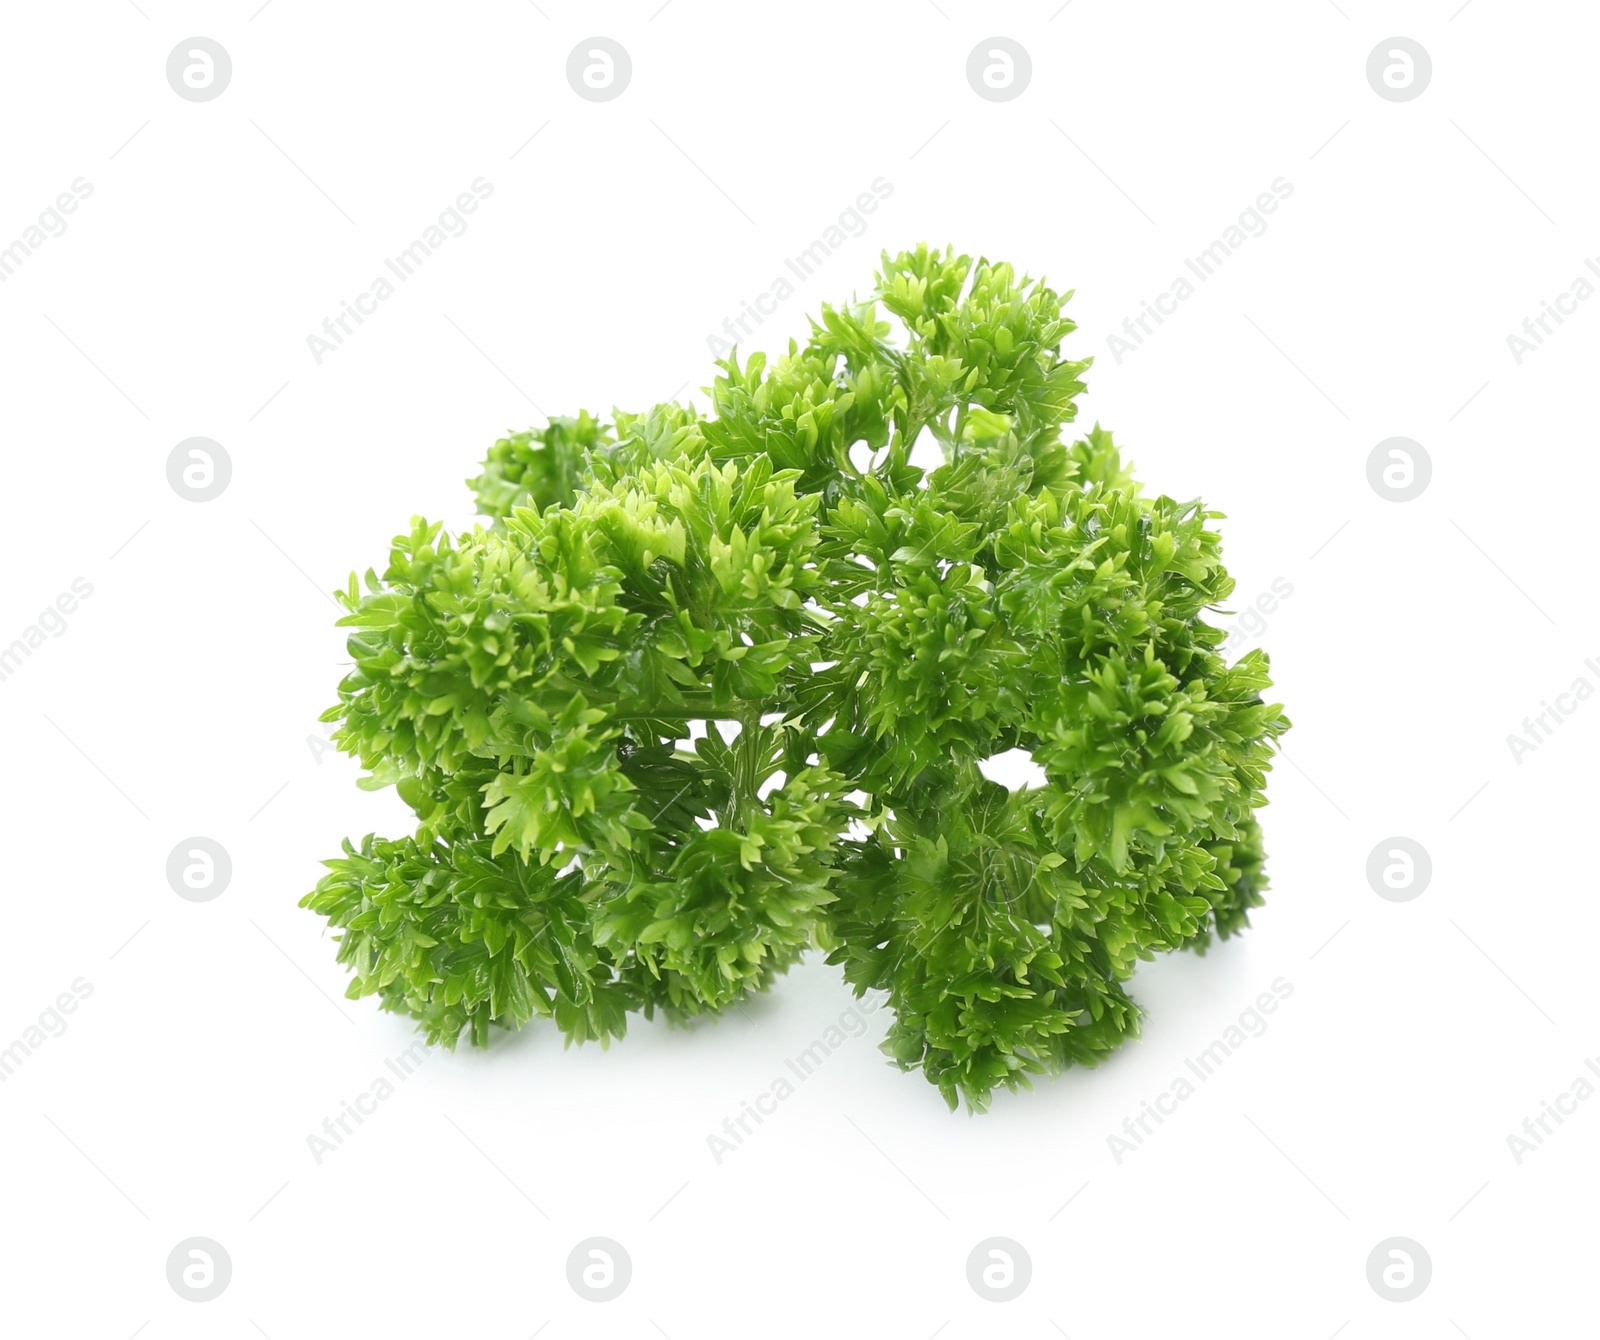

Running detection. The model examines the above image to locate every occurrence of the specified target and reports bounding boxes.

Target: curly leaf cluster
[303,245,1289,1110]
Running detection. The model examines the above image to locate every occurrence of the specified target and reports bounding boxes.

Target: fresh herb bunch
[303,245,1289,1110]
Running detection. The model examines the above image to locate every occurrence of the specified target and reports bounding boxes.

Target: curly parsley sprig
[302,245,1289,1110]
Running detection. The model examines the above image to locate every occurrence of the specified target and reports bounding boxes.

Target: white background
[1,2,1594,1336]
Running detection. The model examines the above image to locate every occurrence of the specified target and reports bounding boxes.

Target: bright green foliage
[303,245,1289,1110]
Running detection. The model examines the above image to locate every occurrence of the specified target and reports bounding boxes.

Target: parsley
[303,245,1289,1109]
